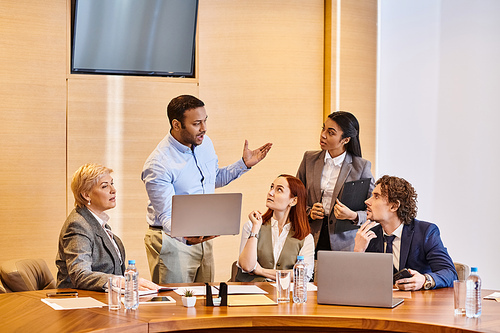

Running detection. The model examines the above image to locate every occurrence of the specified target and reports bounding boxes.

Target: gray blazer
[56,206,126,291]
[297,151,375,251]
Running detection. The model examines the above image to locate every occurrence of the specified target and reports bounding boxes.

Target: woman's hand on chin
[248,210,263,229]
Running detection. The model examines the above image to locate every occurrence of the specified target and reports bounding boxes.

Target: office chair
[229,261,238,282]
[0,279,7,294]
[454,262,470,281]
[0,258,56,292]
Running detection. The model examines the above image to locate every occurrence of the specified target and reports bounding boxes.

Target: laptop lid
[316,251,403,308]
[170,193,242,237]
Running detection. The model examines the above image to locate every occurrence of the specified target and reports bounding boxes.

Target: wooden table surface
[1,283,499,333]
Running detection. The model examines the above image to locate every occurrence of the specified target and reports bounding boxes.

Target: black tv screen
[71,0,198,77]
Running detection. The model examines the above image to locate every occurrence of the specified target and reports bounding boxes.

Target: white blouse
[238,217,314,281]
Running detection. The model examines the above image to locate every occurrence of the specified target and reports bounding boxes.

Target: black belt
[149,225,163,230]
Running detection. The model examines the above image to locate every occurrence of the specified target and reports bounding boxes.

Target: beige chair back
[0,279,7,293]
[0,258,56,292]
[229,261,238,282]
[454,262,470,281]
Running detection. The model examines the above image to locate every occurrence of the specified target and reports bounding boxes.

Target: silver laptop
[317,251,404,308]
[170,193,242,237]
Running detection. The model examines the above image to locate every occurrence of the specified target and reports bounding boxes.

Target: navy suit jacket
[366,218,457,289]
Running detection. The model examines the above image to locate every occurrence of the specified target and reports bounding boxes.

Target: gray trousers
[144,228,214,284]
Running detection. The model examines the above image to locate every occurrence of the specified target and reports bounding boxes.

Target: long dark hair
[328,111,362,157]
[261,174,310,240]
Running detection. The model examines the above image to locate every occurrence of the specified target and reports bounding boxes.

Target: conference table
[1,283,500,333]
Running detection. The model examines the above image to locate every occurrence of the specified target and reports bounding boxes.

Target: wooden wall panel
[0,0,67,275]
[67,75,199,278]
[325,0,377,172]
[197,0,325,281]
[0,0,376,285]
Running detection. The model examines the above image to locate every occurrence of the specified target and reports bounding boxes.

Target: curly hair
[376,175,418,225]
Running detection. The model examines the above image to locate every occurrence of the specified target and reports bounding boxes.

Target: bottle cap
[297,255,304,260]
[471,267,478,273]
[128,260,136,265]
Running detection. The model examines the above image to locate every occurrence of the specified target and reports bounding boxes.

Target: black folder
[339,178,371,211]
[334,178,371,233]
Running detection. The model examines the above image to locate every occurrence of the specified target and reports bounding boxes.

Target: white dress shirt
[321,151,346,214]
[89,210,122,265]
[238,218,315,281]
[383,223,404,271]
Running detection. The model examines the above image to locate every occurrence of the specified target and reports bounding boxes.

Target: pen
[46,291,78,297]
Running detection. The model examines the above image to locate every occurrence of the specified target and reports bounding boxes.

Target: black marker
[46,291,78,297]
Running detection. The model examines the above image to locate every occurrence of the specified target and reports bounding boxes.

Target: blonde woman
[56,163,158,291]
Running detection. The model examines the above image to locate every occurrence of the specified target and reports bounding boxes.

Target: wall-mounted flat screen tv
[71,0,198,77]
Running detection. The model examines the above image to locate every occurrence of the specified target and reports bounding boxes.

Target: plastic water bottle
[293,255,307,303]
[124,260,139,310]
[465,267,481,318]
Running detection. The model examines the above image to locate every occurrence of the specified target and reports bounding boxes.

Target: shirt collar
[167,132,193,154]
[88,209,110,227]
[324,150,346,167]
[384,222,404,239]
[270,217,291,230]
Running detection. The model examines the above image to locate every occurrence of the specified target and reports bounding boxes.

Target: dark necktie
[384,234,396,253]
[384,235,397,273]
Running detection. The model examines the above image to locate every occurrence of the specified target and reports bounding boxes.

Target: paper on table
[174,286,218,296]
[393,290,412,299]
[227,285,267,294]
[484,291,500,302]
[41,297,107,310]
[174,285,268,296]
[270,282,317,292]
[227,294,277,306]
[115,286,177,296]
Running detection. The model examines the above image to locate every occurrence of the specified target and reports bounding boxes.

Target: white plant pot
[182,296,196,307]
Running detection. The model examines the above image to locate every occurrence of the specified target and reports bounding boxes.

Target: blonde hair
[71,163,113,208]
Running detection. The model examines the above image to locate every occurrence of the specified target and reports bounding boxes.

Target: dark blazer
[366,219,457,289]
[297,150,374,250]
[56,206,126,291]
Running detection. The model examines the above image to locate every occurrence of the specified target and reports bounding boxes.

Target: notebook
[316,251,404,308]
[339,178,371,211]
[335,178,372,233]
[170,193,242,237]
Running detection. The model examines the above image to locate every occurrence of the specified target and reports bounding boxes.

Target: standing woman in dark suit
[297,111,375,255]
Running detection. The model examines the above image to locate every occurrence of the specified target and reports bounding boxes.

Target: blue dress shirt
[141,133,249,239]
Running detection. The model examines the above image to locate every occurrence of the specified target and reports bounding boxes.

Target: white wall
[378,0,500,289]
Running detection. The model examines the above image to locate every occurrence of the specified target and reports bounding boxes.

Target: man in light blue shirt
[142,95,272,283]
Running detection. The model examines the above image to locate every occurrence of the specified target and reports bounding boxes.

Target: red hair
[261,174,311,240]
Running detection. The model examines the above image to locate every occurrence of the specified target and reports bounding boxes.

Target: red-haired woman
[236,174,314,282]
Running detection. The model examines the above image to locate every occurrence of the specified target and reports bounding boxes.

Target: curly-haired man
[354,175,457,290]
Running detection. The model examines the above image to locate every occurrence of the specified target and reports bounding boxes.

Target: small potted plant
[181,289,196,307]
